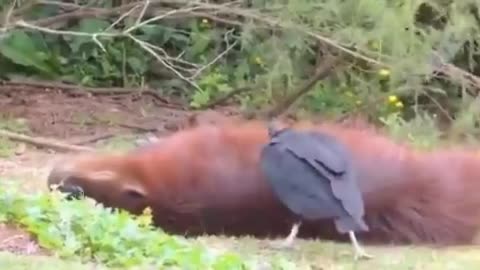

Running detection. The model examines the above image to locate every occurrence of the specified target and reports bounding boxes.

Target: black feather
[260,125,369,234]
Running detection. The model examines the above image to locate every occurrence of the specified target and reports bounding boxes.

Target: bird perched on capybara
[46,118,480,246]
[260,123,371,259]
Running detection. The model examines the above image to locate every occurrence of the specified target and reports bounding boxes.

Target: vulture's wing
[305,132,369,232]
[260,142,346,220]
[268,128,369,232]
[272,130,347,176]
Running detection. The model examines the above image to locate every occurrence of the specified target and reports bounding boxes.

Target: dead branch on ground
[0,129,95,153]
[68,132,117,145]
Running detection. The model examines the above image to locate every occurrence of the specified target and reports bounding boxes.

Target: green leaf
[0,30,57,76]
[189,32,212,57]
[127,57,147,73]
[68,19,112,53]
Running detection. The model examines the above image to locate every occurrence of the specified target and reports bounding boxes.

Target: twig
[118,123,158,133]
[3,0,17,29]
[195,86,252,110]
[134,0,150,26]
[127,34,202,91]
[0,129,95,153]
[263,53,340,118]
[190,29,238,79]
[61,116,160,134]
[68,132,117,145]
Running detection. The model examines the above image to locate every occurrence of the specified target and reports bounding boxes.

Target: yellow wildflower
[370,41,379,50]
[202,18,209,24]
[388,95,398,103]
[378,68,390,77]
[254,56,263,65]
[138,207,153,226]
[395,101,404,108]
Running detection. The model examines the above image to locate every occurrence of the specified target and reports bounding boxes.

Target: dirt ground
[0,83,230,257]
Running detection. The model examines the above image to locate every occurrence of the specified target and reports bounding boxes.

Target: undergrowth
[2,0,480,127]
[0,180,293,270]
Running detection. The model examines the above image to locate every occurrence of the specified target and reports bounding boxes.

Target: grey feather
[260,125,369,234]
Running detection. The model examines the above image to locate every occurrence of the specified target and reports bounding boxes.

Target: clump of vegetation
[0,180,293,269]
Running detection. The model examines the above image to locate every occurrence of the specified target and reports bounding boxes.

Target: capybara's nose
[47,164,84,200]
[57,182,84,200]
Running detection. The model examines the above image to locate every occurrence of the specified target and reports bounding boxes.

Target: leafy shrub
[0,181,292,269]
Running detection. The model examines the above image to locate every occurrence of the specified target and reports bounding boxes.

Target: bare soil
[0,83,194,139]
[0,224,47,256]
[0,82,225,257]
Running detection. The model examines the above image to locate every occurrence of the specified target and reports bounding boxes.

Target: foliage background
[2,0,480,141]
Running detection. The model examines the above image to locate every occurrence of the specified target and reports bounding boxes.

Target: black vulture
[259,122,372,260]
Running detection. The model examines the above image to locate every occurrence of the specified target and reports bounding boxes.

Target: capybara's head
[47,152,149,215]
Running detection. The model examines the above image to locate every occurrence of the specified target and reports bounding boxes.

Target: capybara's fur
[47,118,480,246]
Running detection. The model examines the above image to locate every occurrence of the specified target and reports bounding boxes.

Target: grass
[0,252,106,270]
[194,236,480,269]
[2,236,480,270]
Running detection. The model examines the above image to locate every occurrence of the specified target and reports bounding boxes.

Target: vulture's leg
[269,222,301,250]
[348,231,373,260]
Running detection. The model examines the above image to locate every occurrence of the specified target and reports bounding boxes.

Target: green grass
[193,236,480,270]
[2,236,480,270]
[0,252,107,270]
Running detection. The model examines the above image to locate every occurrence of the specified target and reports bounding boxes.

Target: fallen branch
[60,118,160,134]
[117,123,158,133]
[0,129,95,153]
[68,132,117,145]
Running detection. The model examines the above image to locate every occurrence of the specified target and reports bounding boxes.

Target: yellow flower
[394,101,404,108]
[370,41,379,50]
[254,56,263,65]
[378,68,390,77]
[388,95,398,103]
[202,18,209,24]
[138,207,153,227]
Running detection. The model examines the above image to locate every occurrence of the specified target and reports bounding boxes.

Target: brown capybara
[47,118,480,246]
